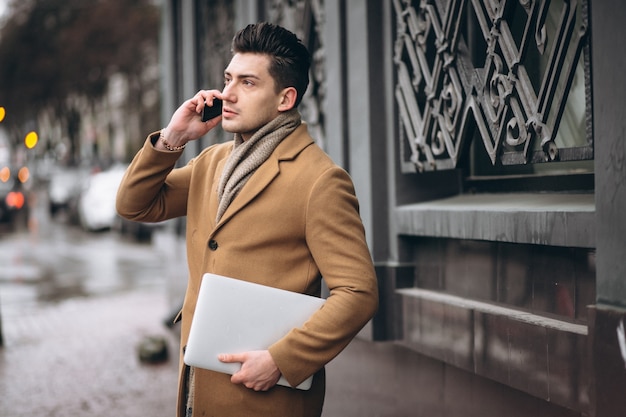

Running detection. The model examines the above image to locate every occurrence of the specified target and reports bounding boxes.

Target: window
[393,0,592,192]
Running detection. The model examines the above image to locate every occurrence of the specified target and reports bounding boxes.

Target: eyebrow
[224,70,262,80]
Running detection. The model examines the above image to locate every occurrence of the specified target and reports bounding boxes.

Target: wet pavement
[0,214,184,417]
[0,185,188,416]
[0,286,180,416]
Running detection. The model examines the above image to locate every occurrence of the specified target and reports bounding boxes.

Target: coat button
[208,239,218,250]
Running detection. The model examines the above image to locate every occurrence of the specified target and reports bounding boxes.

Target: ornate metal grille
[393,0,591,173]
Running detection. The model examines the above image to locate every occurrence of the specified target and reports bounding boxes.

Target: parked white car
[48,166,89,219]
[78,165,127,231]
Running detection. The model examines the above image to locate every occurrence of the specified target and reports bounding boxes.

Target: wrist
[159,129,186,152]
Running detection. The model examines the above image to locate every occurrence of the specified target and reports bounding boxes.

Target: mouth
[222,107,237,117]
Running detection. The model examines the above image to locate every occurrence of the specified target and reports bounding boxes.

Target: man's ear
[277,87,298,111]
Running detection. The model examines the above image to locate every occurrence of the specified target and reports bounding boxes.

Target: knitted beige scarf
[215,108,301,223]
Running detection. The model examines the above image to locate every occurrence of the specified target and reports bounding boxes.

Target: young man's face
[221,52,285,140]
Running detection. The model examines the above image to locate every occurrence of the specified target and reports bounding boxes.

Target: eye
[243,79,254,86]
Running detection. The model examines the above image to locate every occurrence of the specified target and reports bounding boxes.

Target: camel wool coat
[116,123,379,417]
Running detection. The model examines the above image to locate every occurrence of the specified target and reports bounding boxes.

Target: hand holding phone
[201,99,223,122]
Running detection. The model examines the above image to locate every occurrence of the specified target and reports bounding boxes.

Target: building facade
[160,1,626,416]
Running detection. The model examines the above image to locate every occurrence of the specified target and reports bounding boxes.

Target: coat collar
[212,123,314,230]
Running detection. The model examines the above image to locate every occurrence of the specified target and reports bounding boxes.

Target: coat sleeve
[116,133,193,223]
[268,166,379,387]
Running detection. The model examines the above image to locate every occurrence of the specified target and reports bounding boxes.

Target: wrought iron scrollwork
[393,0,591,173]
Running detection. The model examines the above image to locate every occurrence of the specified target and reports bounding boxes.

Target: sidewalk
[0,288,179,417]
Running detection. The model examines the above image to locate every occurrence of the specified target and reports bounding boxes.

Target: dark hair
[231,22,311,107]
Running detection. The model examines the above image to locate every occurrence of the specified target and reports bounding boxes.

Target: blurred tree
[0,0,160,164]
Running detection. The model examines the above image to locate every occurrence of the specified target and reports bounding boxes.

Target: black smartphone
[201,99,223,122]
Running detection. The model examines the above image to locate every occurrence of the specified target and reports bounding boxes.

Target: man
[116,22,378,417]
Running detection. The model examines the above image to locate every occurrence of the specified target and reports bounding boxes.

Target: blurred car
[77,164,162,239]
[0,166,30,230]
[78,165,127,231]
[48,166,88,220]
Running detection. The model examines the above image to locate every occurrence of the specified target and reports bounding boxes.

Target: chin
[220,120,237,133]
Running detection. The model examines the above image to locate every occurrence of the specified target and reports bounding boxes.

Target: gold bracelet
[160,130,186,151]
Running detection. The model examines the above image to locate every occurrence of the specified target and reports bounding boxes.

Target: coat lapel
[214,156,280,228]
[213,124,314,230]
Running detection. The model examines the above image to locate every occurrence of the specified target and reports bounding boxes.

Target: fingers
[218,351,280,392]
[231,371,273,392]
[219,353,260,389]
[193,89,223,113]
[218,353,244,363]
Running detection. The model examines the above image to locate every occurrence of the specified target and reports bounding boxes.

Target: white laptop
[183,273,326,390]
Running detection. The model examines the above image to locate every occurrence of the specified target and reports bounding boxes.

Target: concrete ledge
[395,193,595,248]
[397,287,589,413]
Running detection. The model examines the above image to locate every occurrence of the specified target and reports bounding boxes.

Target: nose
[221,85,236,103]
